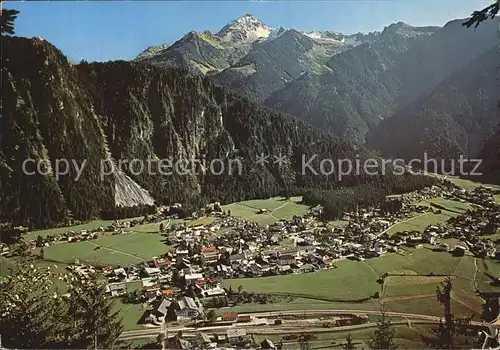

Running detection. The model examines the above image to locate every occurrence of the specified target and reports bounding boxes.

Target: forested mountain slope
[1,36,369,229]
[213,28,347,102]
[366,46,500,160]
[265,19,499,142]
[478,127,500,185]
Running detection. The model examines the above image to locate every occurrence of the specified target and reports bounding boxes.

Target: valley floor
[5,176,500,339]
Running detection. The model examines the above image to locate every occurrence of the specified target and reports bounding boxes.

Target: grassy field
[224,259,380,301]
[0,256,15,276]
[25,220,113,239]
[42,232,172,266]
[433,174,500,192]
[223,196,309,226]
[386,211,458,236]
[31,215,208,267]
[186,216,214,227]
[223,203,277,226]
[225,248,492,318]
[113,281,149,330]
[452,256,485,314]
[373,252,485,315]
[418,197,475,213]
[328,220,349,229]
[26,214,210,239]
[476,258,500,293]
[125,220,170,233]
[214,298,371,315]
[383,275,447,298]
[365,248,461,276]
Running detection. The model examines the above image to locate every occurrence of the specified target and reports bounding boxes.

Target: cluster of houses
[3,179,499,336]
[383,205,500,259]
[446,208,500,258]
[0,243,9,257]
[86,184,490,327]
[452,186,499,208]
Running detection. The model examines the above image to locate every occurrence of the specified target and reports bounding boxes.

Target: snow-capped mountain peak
[304,30,345,42]
[217,14,273,43]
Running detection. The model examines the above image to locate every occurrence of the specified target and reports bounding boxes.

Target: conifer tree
[1,9,20,35]
[421,277,472,349]
[0,258,64,348]
[463,1,499,27]
[65,273,123,349]
[368,308,398,350]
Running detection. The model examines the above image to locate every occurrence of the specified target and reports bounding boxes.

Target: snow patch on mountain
[217,14,273,43]
[304,30,344,42]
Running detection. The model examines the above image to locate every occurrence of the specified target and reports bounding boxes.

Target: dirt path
[272,201,290,213]
[451,256,464,277]
[238,199,291,221]
[87,241,145,261]
[270,201,290,220]
[379,212,430,237]
[451,293,482,314]
[361,261,379,275]
[380,293,436,303]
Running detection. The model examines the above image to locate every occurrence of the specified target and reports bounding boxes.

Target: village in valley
[2,176,500,349]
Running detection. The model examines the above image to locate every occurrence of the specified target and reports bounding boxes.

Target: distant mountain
[2,36,371,229]
[135,14,374,100]
[213,28,347,102]
[366,46,500,160]
[216,13,274,43]
[265,19,498,142]
[135,16,497,145]
[135,14,278,75]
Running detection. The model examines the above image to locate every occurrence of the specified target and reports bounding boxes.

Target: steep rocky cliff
[1,36,366,228]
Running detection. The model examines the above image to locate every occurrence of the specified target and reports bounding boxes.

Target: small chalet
[153,257,170,268]
[174,296,203,320]
[201,245,218,264]
[226,329,247,343]
[106,282,127,297]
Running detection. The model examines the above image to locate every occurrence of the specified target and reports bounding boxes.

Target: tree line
[302,174,438,220]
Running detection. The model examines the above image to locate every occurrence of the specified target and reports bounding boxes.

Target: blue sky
[5,0,491,62]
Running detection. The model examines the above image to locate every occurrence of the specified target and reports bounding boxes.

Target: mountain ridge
[2,36,372,228]
[366,45,500,160]
[265,17,499,142]
[134,13,419,77]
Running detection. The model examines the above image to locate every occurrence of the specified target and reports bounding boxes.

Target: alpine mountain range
[2,13,499,229]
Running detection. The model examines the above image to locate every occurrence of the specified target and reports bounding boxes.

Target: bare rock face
[113,169,155,208]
